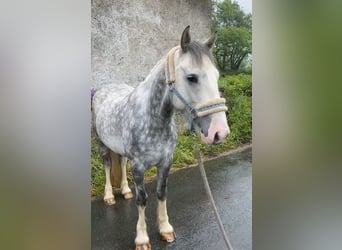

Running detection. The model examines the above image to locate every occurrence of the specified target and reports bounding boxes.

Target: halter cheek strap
[165,46,179,86]
[165,46,228,130]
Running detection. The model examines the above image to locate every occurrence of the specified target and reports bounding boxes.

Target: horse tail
[91,88,96,111]
[91,88,96,101]
[109,150,123,188]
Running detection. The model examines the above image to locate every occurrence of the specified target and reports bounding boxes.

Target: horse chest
[127,126,177,166]
[139,142,175,166]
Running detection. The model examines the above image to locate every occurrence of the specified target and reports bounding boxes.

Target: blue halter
[167,83,197,130]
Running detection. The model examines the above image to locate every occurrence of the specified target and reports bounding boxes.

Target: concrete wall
[92,0,211,88]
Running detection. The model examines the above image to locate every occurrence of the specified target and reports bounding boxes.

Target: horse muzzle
[199,112,230,145]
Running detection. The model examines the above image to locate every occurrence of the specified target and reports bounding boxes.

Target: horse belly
[101,135,125,155]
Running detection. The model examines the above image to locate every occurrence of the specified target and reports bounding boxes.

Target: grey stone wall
[92,0,211,88]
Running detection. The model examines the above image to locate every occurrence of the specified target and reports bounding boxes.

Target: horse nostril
[213,132,220,144]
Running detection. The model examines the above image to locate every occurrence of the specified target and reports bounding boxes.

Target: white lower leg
[104,166,114,200]
[158,199,174,233]
[135,206,150,244]
[120,157,132,195]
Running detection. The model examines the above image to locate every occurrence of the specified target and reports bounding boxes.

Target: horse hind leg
[109,150,122,188]
[109,152,133,200]
[120,156,133,200]
[102,150,116,205]
[94,133,115,205]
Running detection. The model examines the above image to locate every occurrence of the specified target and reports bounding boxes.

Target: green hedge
[91,74,252,196]
[219,73,252,144]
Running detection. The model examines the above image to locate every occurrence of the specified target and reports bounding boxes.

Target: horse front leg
[132,162,151,250]
[157,165,176,243]
[120,156,133,199]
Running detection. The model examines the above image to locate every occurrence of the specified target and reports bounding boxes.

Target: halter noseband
[165,46,228,130]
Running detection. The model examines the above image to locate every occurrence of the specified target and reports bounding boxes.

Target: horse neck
[135,58,174,124]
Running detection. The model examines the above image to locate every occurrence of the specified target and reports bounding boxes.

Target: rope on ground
[193,134,234,250]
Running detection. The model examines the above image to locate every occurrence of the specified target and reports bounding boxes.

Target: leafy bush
[219,74,252,144]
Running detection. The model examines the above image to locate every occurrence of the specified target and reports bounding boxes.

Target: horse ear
[204,32,217,49]
[180,25,191,52]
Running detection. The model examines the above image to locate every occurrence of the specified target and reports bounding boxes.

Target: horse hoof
[104,197,116,205]
[123,192,134,200]
[135,242,151,250]
[160,231,176,243]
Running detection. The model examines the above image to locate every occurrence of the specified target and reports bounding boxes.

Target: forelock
[182,41,216,65]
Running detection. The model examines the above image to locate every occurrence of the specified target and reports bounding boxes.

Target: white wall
[92,0,211,88]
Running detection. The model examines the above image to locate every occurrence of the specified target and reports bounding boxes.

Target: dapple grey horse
[92,26,230,250]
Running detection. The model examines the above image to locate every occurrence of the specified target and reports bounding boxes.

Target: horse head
[167,26,230,145]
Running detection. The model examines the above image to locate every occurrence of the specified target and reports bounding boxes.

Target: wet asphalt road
[92,147,252,250]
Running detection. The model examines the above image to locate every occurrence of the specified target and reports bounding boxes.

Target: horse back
[92,84,134,114]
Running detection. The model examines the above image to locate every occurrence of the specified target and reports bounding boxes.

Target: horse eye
[186,74,198,84]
